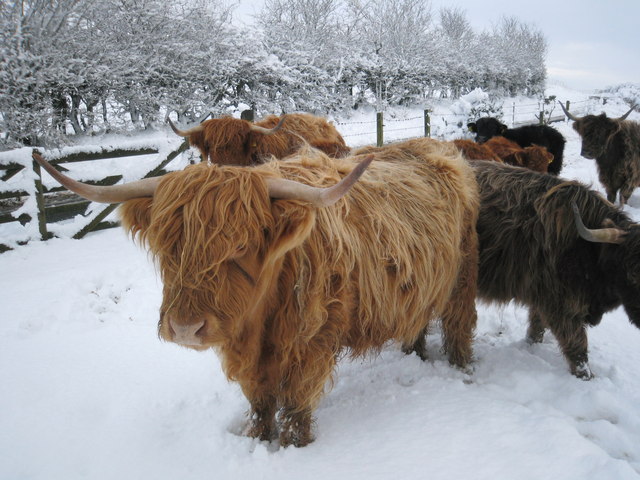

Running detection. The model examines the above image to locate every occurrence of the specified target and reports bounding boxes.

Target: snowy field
[2,86,640,479]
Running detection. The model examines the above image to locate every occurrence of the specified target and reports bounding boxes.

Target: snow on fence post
[31,149,51,241]
[424,109,431,137]
[376,112,384,147]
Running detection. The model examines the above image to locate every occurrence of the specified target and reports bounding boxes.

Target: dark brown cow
[484,136,553,173]
[33,138,479,447]
[467,117,565,175]
[473,161,640,379]
[559,102,639,205]
[169,113,350,166]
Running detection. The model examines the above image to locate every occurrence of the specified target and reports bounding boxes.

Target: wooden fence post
[31,149,51,240]
[565,100,571,120]
[424,109,431,137]
[376,112,383,147]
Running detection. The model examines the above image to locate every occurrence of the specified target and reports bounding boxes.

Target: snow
[2,86,640,479]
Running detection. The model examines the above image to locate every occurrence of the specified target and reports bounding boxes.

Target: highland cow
[467,117,565,175]
[169,113,350,166]
[453,139,502,163]
[484,136,553,173]
[559,102,639,205]
[33,138,479,447]
[473,161,640,379]
[453,138,553,173]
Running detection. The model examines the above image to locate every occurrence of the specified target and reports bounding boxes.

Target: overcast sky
[234,0,639,92]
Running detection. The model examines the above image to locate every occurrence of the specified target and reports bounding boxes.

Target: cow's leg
[402,328,428,361]
[440,222,478,368]
[546,316,593,380]
[245,394,278,442]
[526,308,546,344]
[619,182,635,206]
[277,346,336,447]
[278,407,314,448]
[239,362,279,441]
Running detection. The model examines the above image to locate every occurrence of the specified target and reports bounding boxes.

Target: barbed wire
[336,98,599,127]
[342,131,377,138]
[386,116,423,122]
[384,126,423,133]
[335,119,377,126]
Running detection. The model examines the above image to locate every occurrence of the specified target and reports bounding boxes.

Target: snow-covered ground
[2,86,640,479]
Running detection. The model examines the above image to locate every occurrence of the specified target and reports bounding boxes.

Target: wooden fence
[0,98,597,252]
[0,141,189,252]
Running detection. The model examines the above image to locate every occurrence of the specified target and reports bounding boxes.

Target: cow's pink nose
[169,319,205,346]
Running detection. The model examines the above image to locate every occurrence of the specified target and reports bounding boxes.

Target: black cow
[559,102,639,205]
[467,117,566,175]
[474,161,640,379]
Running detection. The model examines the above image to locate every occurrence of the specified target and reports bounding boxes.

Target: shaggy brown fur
[484,136,553,173]
[181,113,350,166]
[119,138,479,447]
[571,114,640,204]
[467,117,565,175]
[452,139,502,162]
[474,161,640,379]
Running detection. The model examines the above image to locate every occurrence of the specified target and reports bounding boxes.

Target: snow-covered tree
[257,0,353,113]
[0,0,549,146]
[344,0,435,108]
[485,16,547,96]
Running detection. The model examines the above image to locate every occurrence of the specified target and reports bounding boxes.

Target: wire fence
[337,98,597,146]
[0,96,611,250]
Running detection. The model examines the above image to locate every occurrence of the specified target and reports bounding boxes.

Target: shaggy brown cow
[169,113,351,166]
[452,137,552,172]
[484,136,553,173]
[467,117,566,175]
[453,139,502,163]
[33,138,479,447]
[559,102,639,205]
[474,161,640,379]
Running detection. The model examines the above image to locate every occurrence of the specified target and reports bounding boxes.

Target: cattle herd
[33,100,640,447]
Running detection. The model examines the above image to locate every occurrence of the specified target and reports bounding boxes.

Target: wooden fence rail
[0,98,599,252]
[0,141,189,252]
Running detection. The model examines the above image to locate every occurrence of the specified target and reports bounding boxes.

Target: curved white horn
[168,118,204,137]
[571,201,626,244]
[558,101,581,121]
[616,104,636,121]
[250,115,287,135]
[33,152,161,204]
[266,154,374,207]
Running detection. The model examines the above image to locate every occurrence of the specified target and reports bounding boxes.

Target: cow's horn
[571,201,626,244]
[616,104,636,121]
[32,152,161,204]
[168,118,203,137]
[266,154,374,207]
[250,115,287,135]
[558,101,581,121]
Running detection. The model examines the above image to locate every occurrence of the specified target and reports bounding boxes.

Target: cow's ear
[265,202,316,263]
[467,122,477,133]
[499,123,508,134]
[119,198,154,244]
